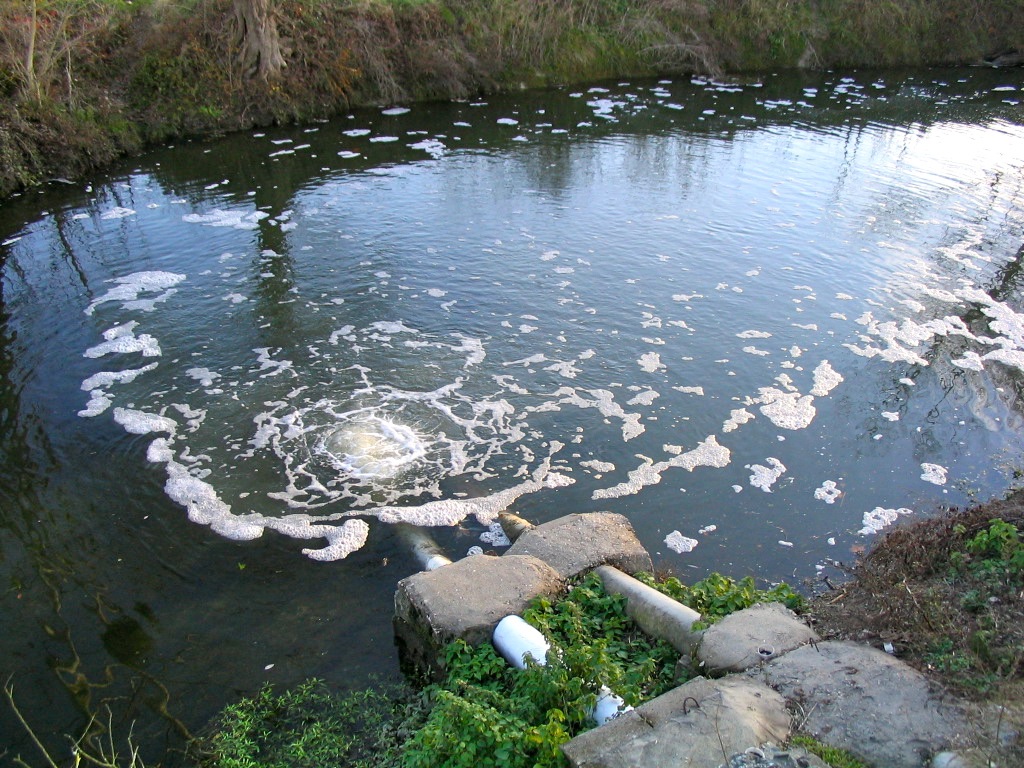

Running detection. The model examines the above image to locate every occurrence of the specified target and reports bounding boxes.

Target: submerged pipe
[498,512,535,543]
[394,523,452,571]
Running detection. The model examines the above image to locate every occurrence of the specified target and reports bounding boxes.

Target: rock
[393,554,563,677]
[506,512,653,579]
[561,676,791,768]
[723,743,833,767]
[753,640,967,768]
[696,602,818,674]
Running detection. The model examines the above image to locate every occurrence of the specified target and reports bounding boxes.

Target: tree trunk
[233,0,286,81]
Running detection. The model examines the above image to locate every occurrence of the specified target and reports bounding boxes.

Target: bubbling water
[320,415,427,480]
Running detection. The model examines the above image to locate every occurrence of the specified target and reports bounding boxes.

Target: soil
[805,491,1024,766]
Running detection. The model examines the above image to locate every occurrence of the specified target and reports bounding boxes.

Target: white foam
[756,388,816,430]
[921,463,947,485]
[85,271,186,316]
[382,106,410,115]
[592,435,730,500]
[637,351,665,373]
[749,457,786,492]
[665,532,697,553]
[101,206,136,220]
[722,408,754,433]
[113,408,177,435]
[810,360,843,396]
[187,367,221,387]
[859,506,913,535]
[814,480,842,504]
[182,209,268,230]
[81,363,158,392]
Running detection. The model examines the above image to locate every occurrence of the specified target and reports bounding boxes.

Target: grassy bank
[1,0,1022,198]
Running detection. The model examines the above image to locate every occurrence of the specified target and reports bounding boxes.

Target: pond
[1,67,1022,765]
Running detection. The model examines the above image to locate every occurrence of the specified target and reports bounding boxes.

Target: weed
[192,678,424,768]
[789,734,868,768]
[638,570,803,628]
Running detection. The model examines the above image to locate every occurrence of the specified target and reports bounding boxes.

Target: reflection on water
[1,68,1023,764]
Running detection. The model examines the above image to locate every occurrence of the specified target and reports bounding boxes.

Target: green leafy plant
[194,678,423,768]
[637,571,803,627]
[789,734,868,768]
[952,518,1024,586]
[402,572,682,768]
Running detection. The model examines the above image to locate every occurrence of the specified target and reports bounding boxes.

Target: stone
[562,676,791,768]
[753,640,968,768]
[506,512,653,579]
[393,554,563,676]
[696,602,818,674]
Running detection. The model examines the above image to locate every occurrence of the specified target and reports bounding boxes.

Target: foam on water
[69,84,1024,564]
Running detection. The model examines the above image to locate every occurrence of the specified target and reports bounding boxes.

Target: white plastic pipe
[491,615,632,724]
[493,615,550,668]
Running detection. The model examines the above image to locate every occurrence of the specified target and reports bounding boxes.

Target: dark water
[1,67,1023,765]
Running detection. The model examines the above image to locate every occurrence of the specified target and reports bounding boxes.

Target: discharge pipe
[394,523,452,571]
[492,615,632,725]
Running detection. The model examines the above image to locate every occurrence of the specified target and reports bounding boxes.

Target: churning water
[1,67,1022,763]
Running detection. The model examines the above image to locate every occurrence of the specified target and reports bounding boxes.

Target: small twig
[4,676,61,768]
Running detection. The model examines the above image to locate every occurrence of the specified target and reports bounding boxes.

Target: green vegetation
[191,678,424,768]
[951,518,1024,587]
[195,569,803,768]
[637,570,803,627]
[1,0,1022,197]
[789,734,868,768]
[811,492,1024,735]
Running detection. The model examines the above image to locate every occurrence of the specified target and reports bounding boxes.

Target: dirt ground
[805,491,1024,766]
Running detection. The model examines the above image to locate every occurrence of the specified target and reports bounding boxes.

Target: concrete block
[595,565,702,654]
[754,640,967,768]
[393,554,563,676]
[696,602,818,675]
[506,512,652,579]
[562,676,790,768]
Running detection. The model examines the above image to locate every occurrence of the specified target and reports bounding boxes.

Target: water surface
[1,67,1023,764]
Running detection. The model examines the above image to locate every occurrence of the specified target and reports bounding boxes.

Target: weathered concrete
[562,676,791,768]
[506,512,653,579]
[393,553,563,676]
[595,564,703,654]
[696,602,819,675]
[753,640,969,768]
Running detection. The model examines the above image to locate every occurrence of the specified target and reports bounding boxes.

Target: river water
[1,67,1022,764]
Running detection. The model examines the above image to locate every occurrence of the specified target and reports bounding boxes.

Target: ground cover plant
[194,569,806,768]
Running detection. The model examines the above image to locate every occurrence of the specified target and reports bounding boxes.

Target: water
[1,67,1023,764]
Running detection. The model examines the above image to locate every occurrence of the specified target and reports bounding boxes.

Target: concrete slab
[753,640,968,768]
[697,602,818,675]
[393,554,563,676]
[506,512,653,579]
[562,676,791,768]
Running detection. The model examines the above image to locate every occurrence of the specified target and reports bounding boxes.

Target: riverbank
[1,0,1022,198]
[807,491,1024,766]
[191,501,1024,767]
